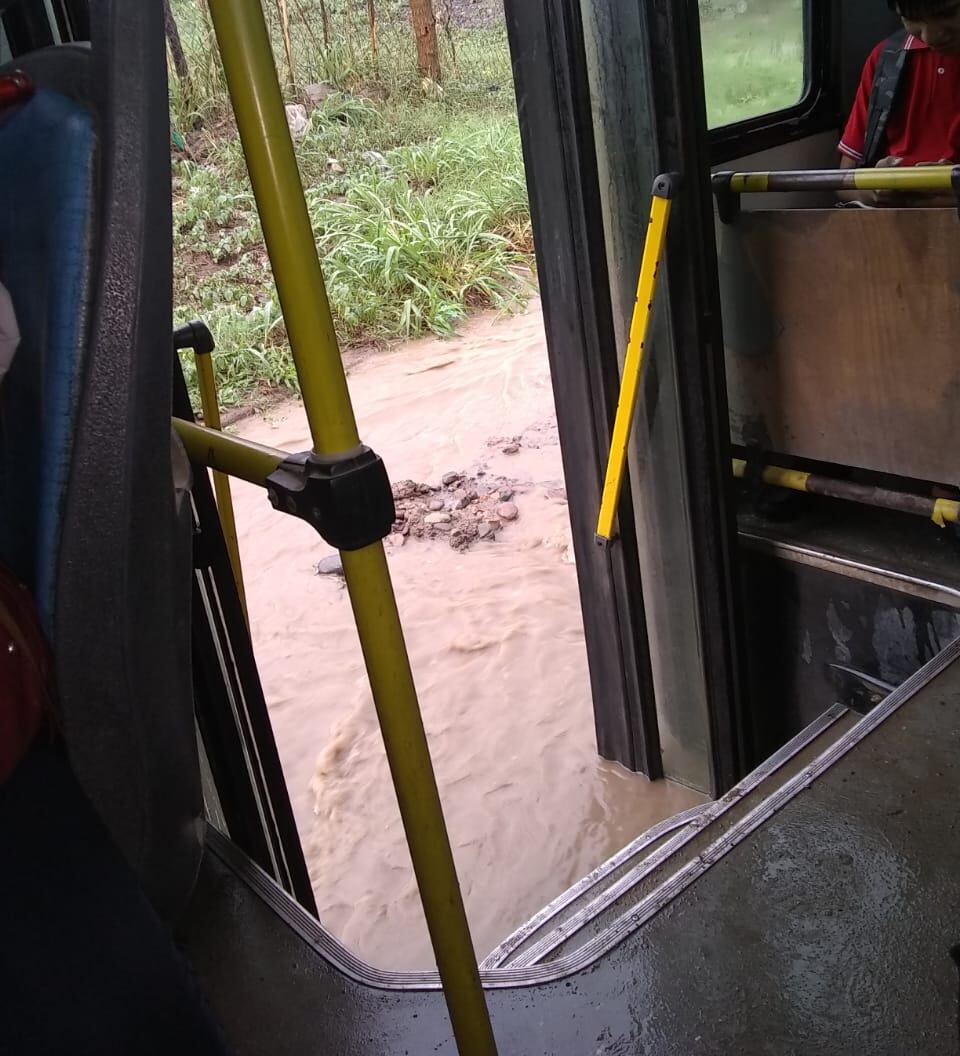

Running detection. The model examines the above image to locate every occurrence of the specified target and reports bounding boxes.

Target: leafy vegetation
[171,0,804,409]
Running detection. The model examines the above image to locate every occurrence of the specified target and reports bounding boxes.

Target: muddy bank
[232,300,704,970]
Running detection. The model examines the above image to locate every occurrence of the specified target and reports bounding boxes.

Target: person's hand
[906,159,952,205]
[872,155,903,206]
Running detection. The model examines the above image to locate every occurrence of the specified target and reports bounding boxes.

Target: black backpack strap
[862,29,911,168]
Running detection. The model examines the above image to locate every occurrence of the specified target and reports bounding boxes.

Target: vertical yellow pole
[596,189,673,544]
[205,3,497,1052]
[194,350,248,621]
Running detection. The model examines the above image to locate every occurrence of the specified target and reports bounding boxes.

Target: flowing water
[232,299,704,971]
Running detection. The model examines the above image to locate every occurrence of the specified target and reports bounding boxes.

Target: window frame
[706,0,837,164]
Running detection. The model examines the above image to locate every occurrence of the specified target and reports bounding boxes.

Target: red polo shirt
[840,34,960,166]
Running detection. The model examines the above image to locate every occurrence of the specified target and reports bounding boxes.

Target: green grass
[171,0,804,410]
[700,0,805,128]
[171,1,525,409]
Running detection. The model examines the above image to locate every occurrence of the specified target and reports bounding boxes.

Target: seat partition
[719,206,960,485]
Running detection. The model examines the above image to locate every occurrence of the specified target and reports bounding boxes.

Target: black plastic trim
[503,0,662,776]
[60,0,88,41]
[266,447,396,552]
[643,0,750,793]
[708,0,838,165]
[2,0,55,55]
[174,365,318,917]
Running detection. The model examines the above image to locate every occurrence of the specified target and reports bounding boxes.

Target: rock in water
[285,103,309,138]
[303,82,336,109]
[478,522,497,541]
[502,443,520,455]
[498,487,514,502]
[497,502,519,522]
[442,471,462,487]
[392,479,418,500]
[450,526,477,550]
[316,554,344,576]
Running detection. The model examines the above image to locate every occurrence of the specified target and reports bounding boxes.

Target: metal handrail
[595,174,675,545]
[712,164,960,195]
[193,346,248,621]
[200,2,498,1052]
[732,458,960,527]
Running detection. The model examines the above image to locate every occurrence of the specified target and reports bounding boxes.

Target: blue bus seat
[0,25,204,926]
[0,85,95,635]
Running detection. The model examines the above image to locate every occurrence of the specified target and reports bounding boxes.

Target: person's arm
[837,44,877,177]
[835,41,909,204]
[837,153,905,206]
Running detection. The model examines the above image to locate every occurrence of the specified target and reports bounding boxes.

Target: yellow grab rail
[596,175,674,545]
[173,419,285,486]
[732,457,960,526]
[205,2,497,1052]
[713,164,960,195]
[194,347,248,620]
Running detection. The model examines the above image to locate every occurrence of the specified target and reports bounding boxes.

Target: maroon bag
[0,564,49,783]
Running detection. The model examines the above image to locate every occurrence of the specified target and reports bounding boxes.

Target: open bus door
[512,0,960,796]
[6,0,960,1053]
[507,0,750,795]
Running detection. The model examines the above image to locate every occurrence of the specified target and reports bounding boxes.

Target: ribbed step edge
[506,703,848,969]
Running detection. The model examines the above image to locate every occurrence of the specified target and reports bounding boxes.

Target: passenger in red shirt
[839,0,960,205]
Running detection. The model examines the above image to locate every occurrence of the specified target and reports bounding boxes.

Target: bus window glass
[699,0,805,128]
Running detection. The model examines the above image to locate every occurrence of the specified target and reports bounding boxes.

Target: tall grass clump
[170,0,804,409]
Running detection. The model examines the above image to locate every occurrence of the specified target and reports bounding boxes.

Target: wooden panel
[719,207,960,484]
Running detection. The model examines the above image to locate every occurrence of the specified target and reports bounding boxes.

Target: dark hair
[889,0,960,17]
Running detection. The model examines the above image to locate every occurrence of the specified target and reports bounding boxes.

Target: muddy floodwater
[232,300,704,970]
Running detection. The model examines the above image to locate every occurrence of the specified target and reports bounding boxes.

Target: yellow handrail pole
[194,350,248,621]
[205,3,498,1053]
[208,6,357,452]
[731,457,960,525]
[596,179,674,544]
[714,164,960,198]
[174,418,286,485]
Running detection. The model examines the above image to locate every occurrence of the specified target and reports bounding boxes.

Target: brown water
[232,300,704,971]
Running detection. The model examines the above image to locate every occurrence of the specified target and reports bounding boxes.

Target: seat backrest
[0,2,203,922]
[720,206,960,485]
[0,57,94,631]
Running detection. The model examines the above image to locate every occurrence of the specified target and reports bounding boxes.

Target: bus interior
[2,0,960,1052]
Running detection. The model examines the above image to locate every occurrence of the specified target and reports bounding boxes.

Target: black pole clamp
[266,447,396,552]
[173,319,215,355]
[712,172,741,224]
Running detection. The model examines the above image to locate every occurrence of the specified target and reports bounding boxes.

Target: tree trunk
[274,0,297,86]
[163,0,192,93]
[367,0,379,68]
[409,0,441,82]
[319,0,331,47]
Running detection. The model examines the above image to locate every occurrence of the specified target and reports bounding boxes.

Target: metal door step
[483,703,855,970]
